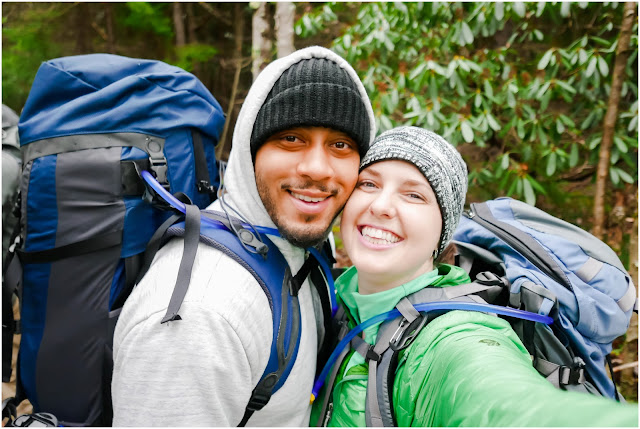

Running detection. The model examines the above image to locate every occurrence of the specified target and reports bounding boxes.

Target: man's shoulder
[118,238,274,330]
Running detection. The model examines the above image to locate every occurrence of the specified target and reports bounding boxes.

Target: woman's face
[340,160,443,294]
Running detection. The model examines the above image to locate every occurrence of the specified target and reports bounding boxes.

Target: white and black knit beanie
[360,126,468,258]
[250,57,371,162]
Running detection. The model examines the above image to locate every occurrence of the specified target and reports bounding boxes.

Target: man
[112,46,375,426]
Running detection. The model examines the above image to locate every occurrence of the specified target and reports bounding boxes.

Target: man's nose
[296,143,334,181]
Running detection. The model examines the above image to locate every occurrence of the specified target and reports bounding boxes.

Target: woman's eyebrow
[360,168,382,178]
[402,179,429,188]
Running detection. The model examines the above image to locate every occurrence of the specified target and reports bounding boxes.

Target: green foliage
[171,44,219,73]
[122,2,173,38]
[2,4,71,110]
[299,2,638,207]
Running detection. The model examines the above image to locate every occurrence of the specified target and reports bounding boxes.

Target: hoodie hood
[211,46,376,269]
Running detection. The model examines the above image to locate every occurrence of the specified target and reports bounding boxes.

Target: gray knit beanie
[360,126,468,258]
[250,57,370,162]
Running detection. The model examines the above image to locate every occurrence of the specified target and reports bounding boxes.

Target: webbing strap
[191,130,216,196]
[133,213,184,287]
[535,356,586,388]
[616,280,637,313]
[365,319,403,427]
[18,230,122,264]
[396,298,419,323]
[535,358,564,388]
[310,263,335,379]
[290,253,318,296]
[443,282,494,300]
[315,321,350,427]
[367,359,384,427]
[161,204,201,323]
[237,409,252,427]
[351,335,373,360]
[605,354,621,402]
[575,257,604,283]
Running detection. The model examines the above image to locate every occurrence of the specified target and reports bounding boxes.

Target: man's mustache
[281,181,339,196]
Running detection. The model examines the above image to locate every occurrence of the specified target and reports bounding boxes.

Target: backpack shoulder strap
[160,206,302,425]
[363,278,510,427]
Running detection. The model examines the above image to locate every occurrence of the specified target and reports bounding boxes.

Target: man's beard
[257,179,339,249]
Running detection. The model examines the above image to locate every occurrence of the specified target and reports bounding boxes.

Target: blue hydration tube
[310,301,553,402]
[141,170,338,314]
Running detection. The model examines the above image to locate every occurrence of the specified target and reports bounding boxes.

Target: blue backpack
[2,54,333,427]
[452,197,637,399]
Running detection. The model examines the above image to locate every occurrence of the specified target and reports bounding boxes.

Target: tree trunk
[592,2,637,239]
[186,3,198,44]
[173,2,186,48]
[275,2,296,58]
[105,3,115,54]
[186,3,202,77]
[216,3,245,161]
[252,3,272,82]
[74,3,90,54]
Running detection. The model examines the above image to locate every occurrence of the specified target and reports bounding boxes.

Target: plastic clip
[389,315,428,352]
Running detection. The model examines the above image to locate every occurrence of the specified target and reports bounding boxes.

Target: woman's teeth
[361,226,400,244]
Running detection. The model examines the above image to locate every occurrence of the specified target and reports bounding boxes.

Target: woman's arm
[395,310,637,427]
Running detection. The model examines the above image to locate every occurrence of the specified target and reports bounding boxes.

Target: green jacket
[312,264,638,427]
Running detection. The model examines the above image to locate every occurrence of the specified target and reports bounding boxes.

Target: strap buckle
[389,315,428,352]
[559,357,586,386]
[10,413,58,427]
[197,180,216,195]
[475,271,510,287]
[365,345,381,363]
[149,158,168,188]
[247,373,278,411]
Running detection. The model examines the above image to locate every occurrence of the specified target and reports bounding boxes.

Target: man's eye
[333,141,354,150]
[284,135,298,142]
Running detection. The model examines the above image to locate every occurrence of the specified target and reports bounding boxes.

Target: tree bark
[216,3,245,161]
[105,3,115,54]
[173,2,186,48]
[252,3,272,82]
[74,3,90,54]
[592,2,637,239]
[275,2,296,58]
[186,3,198,44]
[186,3,202,77]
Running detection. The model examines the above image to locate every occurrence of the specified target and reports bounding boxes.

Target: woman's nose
[369,191,396,218]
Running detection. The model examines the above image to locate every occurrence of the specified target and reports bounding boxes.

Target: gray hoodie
[112,46,375,426]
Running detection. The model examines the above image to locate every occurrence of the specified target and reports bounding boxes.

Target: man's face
[255,126,360,248]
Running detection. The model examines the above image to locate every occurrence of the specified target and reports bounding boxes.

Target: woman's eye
[408,193,425,201]
[357,180,376,188]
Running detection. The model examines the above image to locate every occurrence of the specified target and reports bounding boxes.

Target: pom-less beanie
[250,57,370,161]
[359,126,468,258]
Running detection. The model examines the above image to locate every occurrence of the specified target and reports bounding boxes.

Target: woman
[311,126,637,427]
